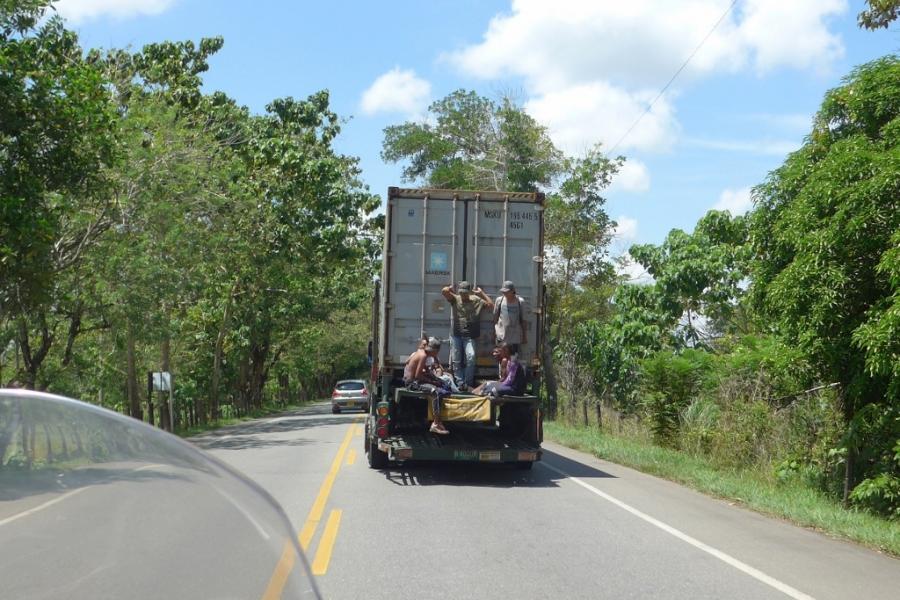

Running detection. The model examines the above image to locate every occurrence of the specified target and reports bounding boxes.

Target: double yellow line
[300,418,363,575]
[262,418,363,599]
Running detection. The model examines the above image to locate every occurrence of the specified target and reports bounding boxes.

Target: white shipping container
[376,188,545,382]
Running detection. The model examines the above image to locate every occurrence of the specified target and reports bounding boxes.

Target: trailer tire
[515,461,533,470]
[367,438,388,469]
[366,421,388,469]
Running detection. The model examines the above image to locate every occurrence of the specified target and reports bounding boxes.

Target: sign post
[152,372,173,432]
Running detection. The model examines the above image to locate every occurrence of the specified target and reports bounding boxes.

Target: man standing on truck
[442,281,494,389]
[404,337,451,435]
[493,280,527,355]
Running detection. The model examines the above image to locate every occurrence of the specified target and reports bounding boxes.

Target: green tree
[750,56,900,505]
[1,3,119,387]
[544,146,621,340]
[629,210,750,347]
[382,89,562,191]
[859,0,900,30]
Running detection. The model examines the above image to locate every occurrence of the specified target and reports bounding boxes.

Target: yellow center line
[298,417,362,550]
[260,540,297,600]
[345,449,357,466]
[311,509,343,576]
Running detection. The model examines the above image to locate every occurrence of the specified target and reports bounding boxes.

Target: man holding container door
[442,281,494,389]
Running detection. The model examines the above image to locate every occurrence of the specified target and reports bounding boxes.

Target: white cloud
[448,1,846,90]
[746,112,813,131]
[713,187,753,215]
[360,68,431,118]
[612,160,651,193]
[617,252,654,285]
[737,0,846,74]
[611,215,642,265]
[448,0,846,153]
[613,216,639,243]
[685,137,802,156]
[54,0,176,23]
[525,82,678,153]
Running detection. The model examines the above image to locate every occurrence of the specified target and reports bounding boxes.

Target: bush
[639,349,714,446]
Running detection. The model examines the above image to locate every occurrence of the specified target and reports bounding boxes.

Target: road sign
[152,372,171,392]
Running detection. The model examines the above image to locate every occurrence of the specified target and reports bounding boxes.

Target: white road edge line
[538,461,816,600]
[0,463,166,528]
[0,486,88,528]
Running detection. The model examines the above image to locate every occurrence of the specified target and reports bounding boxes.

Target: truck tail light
[377,417,389,428]
[376,405,389,417]
[376,426,389,438]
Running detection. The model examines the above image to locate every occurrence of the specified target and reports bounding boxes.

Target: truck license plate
[479,451,501,462]
[454,450,478,460]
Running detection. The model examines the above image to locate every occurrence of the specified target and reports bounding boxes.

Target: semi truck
[365,187,545,469]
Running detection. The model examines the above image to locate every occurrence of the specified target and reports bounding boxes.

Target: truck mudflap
[377,430,541,463]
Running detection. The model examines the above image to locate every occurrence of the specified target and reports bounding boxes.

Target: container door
[467,198,543,373]
[384,196,465,369]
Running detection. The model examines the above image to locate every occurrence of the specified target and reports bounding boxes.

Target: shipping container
[375,187,544,380]
[366,188,544,469]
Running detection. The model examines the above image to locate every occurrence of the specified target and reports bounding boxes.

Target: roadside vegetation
[0,0,378,454]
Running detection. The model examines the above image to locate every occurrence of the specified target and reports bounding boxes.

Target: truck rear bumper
[377,430,541,463]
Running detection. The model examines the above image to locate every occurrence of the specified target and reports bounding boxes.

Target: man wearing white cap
[493,280,527,355]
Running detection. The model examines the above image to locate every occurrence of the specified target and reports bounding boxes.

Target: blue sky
[60,0,898,273]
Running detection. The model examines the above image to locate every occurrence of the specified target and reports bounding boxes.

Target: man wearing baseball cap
[494,280,527,355]
[442,280,494,388]
[403,336,451,434]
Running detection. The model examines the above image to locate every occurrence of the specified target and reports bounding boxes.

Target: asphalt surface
[194,402,900,600]
[3,402,897,599]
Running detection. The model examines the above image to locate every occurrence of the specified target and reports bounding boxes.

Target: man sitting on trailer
[403,337,451,435]
[472,343,526,398]
[442,281,494,389]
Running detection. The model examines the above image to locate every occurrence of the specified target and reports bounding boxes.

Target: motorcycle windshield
[0,390,320,600]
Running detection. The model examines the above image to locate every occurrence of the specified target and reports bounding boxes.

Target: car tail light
[331,390,339,399]
[361,388,368,396]
[376,426,389,438]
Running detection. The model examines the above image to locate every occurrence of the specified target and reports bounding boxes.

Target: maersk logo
[430,251,448,270]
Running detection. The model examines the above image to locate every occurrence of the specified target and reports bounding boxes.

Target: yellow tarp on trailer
[427,395,491,422]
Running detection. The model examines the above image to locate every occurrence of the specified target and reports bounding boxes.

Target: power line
[606,0,740,157]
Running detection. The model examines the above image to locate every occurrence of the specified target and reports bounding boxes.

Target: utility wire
[606,0,740,157]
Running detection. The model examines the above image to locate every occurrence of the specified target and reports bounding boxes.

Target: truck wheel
[515,461,533,470]
[365,421,388,469]
[367,438,388,469]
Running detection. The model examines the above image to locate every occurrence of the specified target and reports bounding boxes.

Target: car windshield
[336,382,364,391]
[0,391,319,600]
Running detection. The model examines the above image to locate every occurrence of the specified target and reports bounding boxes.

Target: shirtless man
[403,337,450,435]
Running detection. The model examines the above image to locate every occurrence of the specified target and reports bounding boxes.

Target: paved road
[192,402,900,600]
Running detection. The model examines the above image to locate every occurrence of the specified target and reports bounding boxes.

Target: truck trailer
[365,187,545,469]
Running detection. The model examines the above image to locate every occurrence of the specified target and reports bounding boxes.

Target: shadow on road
[191,403,361,451]
[0,463,189,503]
[380,448,616,489]
[539,449,618,479]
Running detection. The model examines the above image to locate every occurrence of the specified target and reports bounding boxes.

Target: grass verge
[545,420,900,556]
[175,400,315,438]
